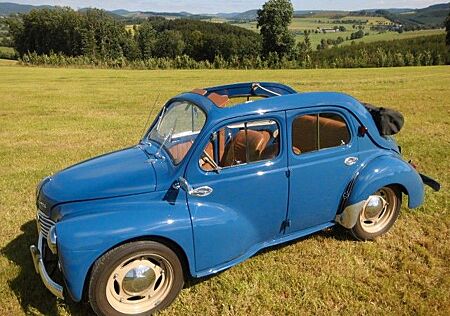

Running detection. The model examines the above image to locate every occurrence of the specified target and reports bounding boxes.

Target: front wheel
[351,186,401,241]
[89,241,184,316]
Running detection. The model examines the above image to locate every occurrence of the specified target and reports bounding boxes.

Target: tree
[446,12,450,63]
[135,21,157,59]
[256,0,295,58]
[446,13,450,47]
[154,30,185,58]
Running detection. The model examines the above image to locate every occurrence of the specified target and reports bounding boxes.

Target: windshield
[147,101,206,164]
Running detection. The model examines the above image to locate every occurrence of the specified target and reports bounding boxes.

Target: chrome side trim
[29,233,64,299]
[335,200,365,229]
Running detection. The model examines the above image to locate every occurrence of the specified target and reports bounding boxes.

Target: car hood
[38,146,156,212]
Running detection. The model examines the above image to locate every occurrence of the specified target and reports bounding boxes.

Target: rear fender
[348,155,424,209]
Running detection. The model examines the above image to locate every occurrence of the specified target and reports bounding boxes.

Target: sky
[4,0,447,13]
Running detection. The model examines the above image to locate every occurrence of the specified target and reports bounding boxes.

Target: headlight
[47,225,57,254]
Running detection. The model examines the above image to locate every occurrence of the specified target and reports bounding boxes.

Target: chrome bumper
[29,233,64,299]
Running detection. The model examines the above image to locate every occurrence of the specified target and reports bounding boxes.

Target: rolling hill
[0,2,53,15]
[0,1,449,27]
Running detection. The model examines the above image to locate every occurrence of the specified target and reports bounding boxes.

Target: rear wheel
[89,241,184,316]
[351,186,401,241]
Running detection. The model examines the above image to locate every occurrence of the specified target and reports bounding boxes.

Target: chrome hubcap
[122,264,156,295]
[360,188,397,234]
[106,255,173,314]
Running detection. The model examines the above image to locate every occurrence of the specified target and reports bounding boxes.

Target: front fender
[348,154,424,209]
[55,191,194,302]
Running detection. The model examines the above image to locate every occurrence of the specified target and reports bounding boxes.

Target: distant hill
[0,2,53,15]
[217,10,258,21]
[353,3,450,27]
[399,3,450,26]
[1,1,449,27]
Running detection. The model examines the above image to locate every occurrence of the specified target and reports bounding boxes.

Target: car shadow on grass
[1,220,94,315]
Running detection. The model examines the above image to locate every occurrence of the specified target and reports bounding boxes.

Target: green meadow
[231,17,445,49]
[0,61,449,315]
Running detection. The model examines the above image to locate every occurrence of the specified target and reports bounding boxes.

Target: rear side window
[200,120,280,171]
[292,113,350,155]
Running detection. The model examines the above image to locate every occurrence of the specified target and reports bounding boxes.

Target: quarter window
[200,120,280,171]
[292,113,350,155]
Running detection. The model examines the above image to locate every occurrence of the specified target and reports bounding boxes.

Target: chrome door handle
[344,156,358,166]
[190,186,213,197]
[175,177,213,197]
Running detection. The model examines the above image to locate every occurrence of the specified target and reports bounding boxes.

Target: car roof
[168,82,396,151]
[171,82,366,121]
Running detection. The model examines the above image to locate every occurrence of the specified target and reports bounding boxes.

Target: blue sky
[5,0,447,13]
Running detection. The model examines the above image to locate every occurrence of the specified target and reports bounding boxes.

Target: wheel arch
[80,234,192,303]
[347,155,424,209]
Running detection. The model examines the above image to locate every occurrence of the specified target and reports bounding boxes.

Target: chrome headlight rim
[47,225,57,254]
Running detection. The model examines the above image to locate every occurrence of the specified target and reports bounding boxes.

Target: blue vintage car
[30,82,439,315]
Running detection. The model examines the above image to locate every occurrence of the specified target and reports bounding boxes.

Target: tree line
[18,34,447,69]
[6,7,261,62]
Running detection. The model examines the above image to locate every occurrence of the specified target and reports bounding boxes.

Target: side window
[292,112,350,155]
[200,120,280,171]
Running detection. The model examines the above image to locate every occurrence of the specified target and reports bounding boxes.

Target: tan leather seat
[319,116,349,148]
[168,141,193,164]
[292,114,349,153]
[221,130,270,167]
[292,115,318,153]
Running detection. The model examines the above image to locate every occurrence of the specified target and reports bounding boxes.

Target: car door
[184,112,289,272]
[286,107,359,233]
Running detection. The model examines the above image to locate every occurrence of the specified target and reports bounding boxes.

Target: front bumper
[29,233,64,299]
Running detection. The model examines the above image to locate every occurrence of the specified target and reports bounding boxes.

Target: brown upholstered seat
[292,115,318,153]
[168,141,193,164]
[292,114,349,153]
[221,130,270,167]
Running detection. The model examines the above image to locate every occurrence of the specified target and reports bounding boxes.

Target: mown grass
[0,61,449,315]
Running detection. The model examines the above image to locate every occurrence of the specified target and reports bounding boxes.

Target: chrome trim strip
[37,211,55,239]
[29,233,64,299]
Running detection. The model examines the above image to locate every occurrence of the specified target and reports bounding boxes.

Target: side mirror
[174,177,193,193]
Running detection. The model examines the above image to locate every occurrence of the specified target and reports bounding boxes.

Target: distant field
[230,16,445,49]
[0,46,15,59]
[347,28,446,44]
[0,62,449,315]
[0,46,14,53]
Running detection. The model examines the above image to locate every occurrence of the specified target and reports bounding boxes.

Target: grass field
[0,61,449,315]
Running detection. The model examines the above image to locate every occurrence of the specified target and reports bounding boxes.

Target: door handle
[190,186,213,197]
[175,177,213,197]
[344,156,358,166]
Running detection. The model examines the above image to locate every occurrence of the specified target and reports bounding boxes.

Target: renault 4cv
[30,82,439,315]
